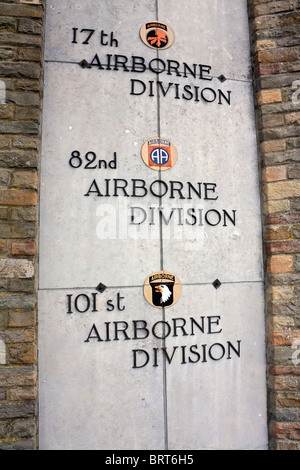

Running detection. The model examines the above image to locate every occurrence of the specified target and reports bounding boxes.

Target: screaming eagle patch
[144,271,181,309]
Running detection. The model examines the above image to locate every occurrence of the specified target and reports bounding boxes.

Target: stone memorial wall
[0,0,299,451]
[38,0,268,450]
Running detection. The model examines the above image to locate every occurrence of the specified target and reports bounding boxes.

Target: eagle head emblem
[150,275,175,307]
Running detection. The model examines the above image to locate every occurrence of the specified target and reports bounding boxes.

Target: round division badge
[144,271,181,309]
[141,137,178,171]
[140,21,174,50]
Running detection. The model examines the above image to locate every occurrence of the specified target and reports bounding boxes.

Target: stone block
[0,61,40,79]
[264,180,300,200]
[0,136,10,149]
[0,366,36,387]
[7,91,39,107]
[0,339,6,365]
[16,46,41,61]
[0,46,15,60]
[0,17,17,33]
[0,103,14,119]
[256,63,281,77]
[266,240,300,255]
[0,259,34,279]
[260,113,285,128]
[0,189,37,206]
[0,293,35,309]
[285,112,300,125]
[267,255,293,273]
[8,310,35,328]
[18,18,42,35]
[0,169,11,186]
[261,140,286,153]
[9,278,35,292]
[264,225,291,240]
[254,1,294,16]
[8,387,37,402]
[15,106,40,121]
[257,89,282,105]
[0,4,43,18]
[12,136,38,149]
[0,121,39,135]
[11,207,37,222]
[258,46,300,63]
[262,165,287,182]
[11,170,38,189]
[11,241,36,256]
[9,343,37,364]
[0,32,41,47]
[0,404,36,420]
[0,240,8,255]
[2,326,35,344]
[7,417,36,439]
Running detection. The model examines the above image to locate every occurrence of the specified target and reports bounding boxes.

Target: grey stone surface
[38,287,165,450]
[39,63,263,288]
[44,0,156,63]
[39,62,161,289]
[38,282,268,450]
[44,0,251,81]
[166,282,268,450]
[158,0,252,81]
[159,77,263,284]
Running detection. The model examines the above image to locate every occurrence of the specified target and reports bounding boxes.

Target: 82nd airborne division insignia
[141,138,178,171]
[144,271,181,309]
[140,22,175,50]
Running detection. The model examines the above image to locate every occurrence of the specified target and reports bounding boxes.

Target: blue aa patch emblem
[141,137,178,171]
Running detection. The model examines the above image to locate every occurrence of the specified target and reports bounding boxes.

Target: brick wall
[0,0,299,451]
[248,0,300,450]
[0,0,43,450]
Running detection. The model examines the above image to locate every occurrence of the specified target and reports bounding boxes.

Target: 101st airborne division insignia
[144,271,181,309]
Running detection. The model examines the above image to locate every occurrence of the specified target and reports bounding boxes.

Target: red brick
[269,366,300,376]
[270,422,300,440]
[266,240,300,255]
[255,63,280,78]
[265,213,300,225]
[11,241,36,256]
[270,331,300,346]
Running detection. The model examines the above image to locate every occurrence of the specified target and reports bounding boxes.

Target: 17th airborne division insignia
[140,22,175,50]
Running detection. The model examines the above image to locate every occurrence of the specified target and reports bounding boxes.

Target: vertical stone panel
[38,0,268,450]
